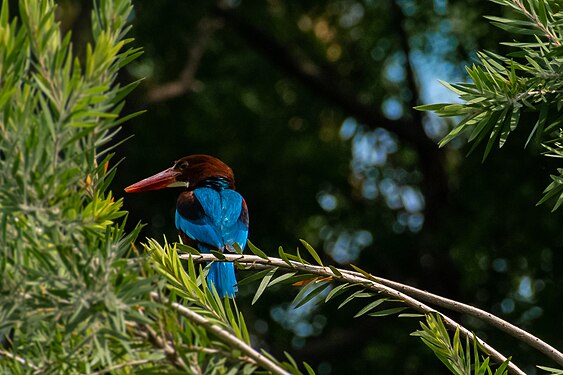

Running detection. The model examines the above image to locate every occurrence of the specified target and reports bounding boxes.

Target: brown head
[124,154,235,193]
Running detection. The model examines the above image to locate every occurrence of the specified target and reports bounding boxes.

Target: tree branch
[145,17,224,103]
[90,359,156,375]
[150,292,291,375]
[0,349,39,371]
[345,268,563,367]
[512,0,560,47]
[182,252,563,373]
[132,322,190,371]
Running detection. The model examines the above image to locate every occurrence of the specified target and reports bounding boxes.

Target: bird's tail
[207,261,237,298]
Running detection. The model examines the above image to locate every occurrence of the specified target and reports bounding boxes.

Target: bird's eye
[179,161,189,170]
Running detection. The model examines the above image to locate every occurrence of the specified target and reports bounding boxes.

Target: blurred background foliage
[44,0,562,373]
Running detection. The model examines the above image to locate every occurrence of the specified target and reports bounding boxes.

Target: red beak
[124,168,182,193]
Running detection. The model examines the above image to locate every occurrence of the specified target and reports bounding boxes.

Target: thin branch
[512,0,561,47]
[90,359,156,375]
[201,251,560,366]
[183,252,552,375]
[146,17,224,103]
[150,292,290,375]
[132,322,190,371]
[344,268,563,367]
[0,349,40,371]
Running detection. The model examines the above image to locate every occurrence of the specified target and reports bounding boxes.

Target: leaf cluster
[413,313,510,375]
[146,239,315,375]
[417,0,563,209]
[0,0,155,373]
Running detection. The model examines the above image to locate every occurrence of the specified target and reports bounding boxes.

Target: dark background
[55,0,563,373]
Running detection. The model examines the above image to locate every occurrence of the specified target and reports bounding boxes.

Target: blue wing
[175,188,249,297]
[175,188,249,252]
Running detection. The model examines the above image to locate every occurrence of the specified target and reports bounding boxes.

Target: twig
[183,252,548,375]
[343,268,563,367]
[89,359,155,375]
[146,17,224,103]
[512,0,561,47]
[0,349,40,371]
[150,292,290,375]
[133,322,189,371]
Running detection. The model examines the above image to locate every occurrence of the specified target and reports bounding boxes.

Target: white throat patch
[168,181,189,188]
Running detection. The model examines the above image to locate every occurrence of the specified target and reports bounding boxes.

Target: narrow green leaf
[247,240,269,259]
[350,264,375,281]
[303,361,316,375]
[176,243,200,255]
[269,272,298,286]
[325,283,351,302]
[299,239,323,266]
[338,289,371,309]
[278,246,293,267]
[328,265,342,277]
[354,298,387,318]
[398,313,425,318]
[210,250,226,260]
[284,351,299,370]
[237,268,274,287]
[493,358,511,375]
[525,102,548,148]
[252,267,277,305]
[369,307,408,317]
[232,241,244,254]
[414,103,449,111]
[293,281,331,308]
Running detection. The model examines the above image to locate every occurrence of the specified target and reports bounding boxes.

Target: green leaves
[253,267,278,305]
[300,239,323,266]
[146,239,316,374]
[413,314,510,375]
[0,0,152,372]
[419,0,563,210]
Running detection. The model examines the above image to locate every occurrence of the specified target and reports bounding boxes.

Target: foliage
[0,0,150,372]
[417,0,563,209]
[1,0,562,374]
[117,0,563,371]
[0,1,305,373]
[413,314,510,375]
[147,238,314,375]
[145,239,557,375]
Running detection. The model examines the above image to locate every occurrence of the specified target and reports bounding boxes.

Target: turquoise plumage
[125,155,249,298]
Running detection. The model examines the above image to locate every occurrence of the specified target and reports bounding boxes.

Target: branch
[146,17,224,103]
[90,359,156,375]
[349,269,563,367]
[183,252,559,375]
[0,349,39,371]
[132,322,190,371]
[512,0,561,47]
[150,292,291,375]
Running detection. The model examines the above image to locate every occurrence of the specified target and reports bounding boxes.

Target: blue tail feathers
[207,261,237,297]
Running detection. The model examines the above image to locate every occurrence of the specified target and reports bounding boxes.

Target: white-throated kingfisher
[125,155,249,298]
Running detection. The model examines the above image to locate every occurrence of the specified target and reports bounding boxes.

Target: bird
[124,154,249,298]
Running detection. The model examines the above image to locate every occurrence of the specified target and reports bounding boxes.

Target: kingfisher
[125,154,249,298]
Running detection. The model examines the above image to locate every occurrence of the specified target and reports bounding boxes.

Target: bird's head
[124,154,235,193]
